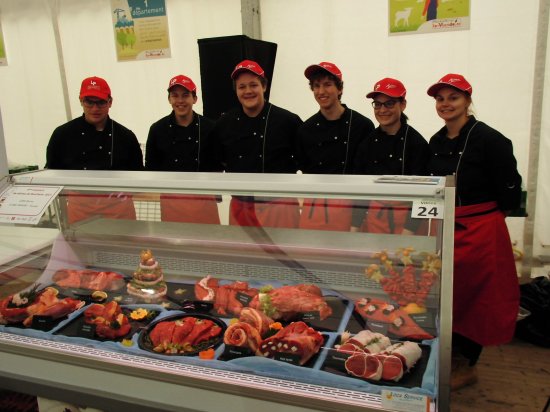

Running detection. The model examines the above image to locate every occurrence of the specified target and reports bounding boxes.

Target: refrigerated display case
[0,170,454,412]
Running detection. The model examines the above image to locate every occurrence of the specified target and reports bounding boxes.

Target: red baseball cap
[427,73,473,96]
[231,60,265,79]
[366,78,406,99]
[304,62,342,80]
[167,74,197,92]
[79,76,111,100]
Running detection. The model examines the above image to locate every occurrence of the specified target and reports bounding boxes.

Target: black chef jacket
[210,103,302,173]
[352,123,429,175]
[46,115,143,170]
[427,116,522,210]
[145,111,217,172]
[351,123,429,230]
[296,106,375,174]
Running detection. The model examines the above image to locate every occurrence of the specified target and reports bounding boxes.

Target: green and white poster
[111,0,171,61]
[0,22,7,66]
[389,0,470,36]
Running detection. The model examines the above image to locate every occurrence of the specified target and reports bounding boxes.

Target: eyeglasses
[372,100,398,109]
[82,98,110,108]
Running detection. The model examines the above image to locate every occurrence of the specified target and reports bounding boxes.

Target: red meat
[224,322,262,353]
[249,285,332,321]
[345,353,383,380]
[149,321,176,348]
[257,321,323,365]
[354,297,433,340]
[183,318,221,346]
[194,275,219,301]
[83,301,131,339]
[53,269,124,291]
[22,288,85,327]
[238,308,273,337]
[380,355,404,381]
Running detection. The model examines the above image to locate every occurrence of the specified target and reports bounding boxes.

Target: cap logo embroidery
[375,84,381,90]
[385,84,396,89]
[447,78,461,83]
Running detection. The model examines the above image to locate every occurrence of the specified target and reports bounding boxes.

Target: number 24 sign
[411,199,444,219]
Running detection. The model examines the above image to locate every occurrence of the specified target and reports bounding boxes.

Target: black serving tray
[138,313,226,356]
[320,337,431,388]
[53,306,160,341]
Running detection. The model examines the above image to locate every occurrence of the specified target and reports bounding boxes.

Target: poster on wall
[0,22,7,66]
[389,0,470,36]
[111,0,171,61]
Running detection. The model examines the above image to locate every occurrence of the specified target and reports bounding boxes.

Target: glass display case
[0,170,454,412]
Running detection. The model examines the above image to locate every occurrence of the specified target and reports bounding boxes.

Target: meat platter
[138,313,227,356]
[320,332,431,388]
[1,262,439,396]
[54,303,160,342]
[0,285,86,331]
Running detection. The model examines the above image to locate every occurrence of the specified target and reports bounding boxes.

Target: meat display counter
[0,170,454,412]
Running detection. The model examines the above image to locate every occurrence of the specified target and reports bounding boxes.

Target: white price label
[411,199,444,220]
[381,390,430,412]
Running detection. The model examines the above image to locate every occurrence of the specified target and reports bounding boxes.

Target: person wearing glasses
[425,73,522,390]
[145,74,220,224]
[296,62,374,231]
[210,60,302,228]
[46,76,143,224]
[351,77,429,234]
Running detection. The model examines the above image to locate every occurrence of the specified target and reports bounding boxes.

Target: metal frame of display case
[0,170,455,412]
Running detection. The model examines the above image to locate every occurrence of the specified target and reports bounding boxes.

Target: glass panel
[0,170,452,410]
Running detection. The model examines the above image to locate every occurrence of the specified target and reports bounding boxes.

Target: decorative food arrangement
[127,249,167,300]
[83,301,131,339]
[257,321,324,365]
[364,249,440,313]
[339,330,422,382]
[0,285,85,327]
[53,269,125,291]
[224,307,275,353]
[140,314,225,355]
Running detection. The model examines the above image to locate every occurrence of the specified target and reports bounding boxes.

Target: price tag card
[0,184,63,224]
[381,390,430,412]
[236,292,253,307]
[411,199,444,220]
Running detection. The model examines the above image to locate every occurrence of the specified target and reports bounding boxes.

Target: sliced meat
[224,322,262,353]
[238,307,273,337]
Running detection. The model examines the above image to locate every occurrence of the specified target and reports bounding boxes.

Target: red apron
[299,198,352,231]
[229,197,299,229]
[66,192,136,224]
[453,201,519,346]
[361,200,412,234]
[160,194,220,224]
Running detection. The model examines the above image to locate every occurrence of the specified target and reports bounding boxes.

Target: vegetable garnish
[198,348,215,360]
[130,308,148,320]
[269,322,282,330]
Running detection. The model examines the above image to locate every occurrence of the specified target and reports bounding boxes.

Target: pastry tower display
[127,249,167,300]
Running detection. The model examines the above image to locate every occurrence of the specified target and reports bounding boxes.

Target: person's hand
[401,228,414,236]
[350,226,359,233]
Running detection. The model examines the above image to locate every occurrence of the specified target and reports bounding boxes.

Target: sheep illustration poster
[389,0,470,35]
[111,0,171,61]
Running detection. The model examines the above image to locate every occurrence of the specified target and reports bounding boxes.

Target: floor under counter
[451,338,550,412]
